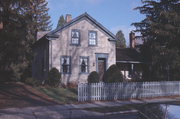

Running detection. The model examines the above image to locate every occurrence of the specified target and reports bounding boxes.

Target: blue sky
[47,0,145,45]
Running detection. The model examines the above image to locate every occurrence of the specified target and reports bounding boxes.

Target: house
[32,13,116,85]
[116,32,144,80]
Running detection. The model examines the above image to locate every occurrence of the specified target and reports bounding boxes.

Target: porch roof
[116,48,144,63]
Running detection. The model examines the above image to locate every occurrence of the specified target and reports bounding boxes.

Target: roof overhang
[47,12,116,40]
[116,61,144,64]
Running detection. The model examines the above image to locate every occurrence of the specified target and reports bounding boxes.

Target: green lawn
[37,87,78,104]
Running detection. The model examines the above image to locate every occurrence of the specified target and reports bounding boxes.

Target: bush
[46,68,61,87]
[103,64,124,83]
[88,71,99,83]
[24,77,41,86]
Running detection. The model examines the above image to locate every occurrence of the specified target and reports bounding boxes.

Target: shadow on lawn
[0,82,59,109]
[38,87,78,104]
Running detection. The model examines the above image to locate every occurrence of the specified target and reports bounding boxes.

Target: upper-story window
[61,56,71,74]
[80,57,89,73]
[71,29,80,45]
[89,31,97,46]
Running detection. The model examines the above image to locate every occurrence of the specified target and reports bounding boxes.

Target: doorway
[96,53,108,81]
[98,58,106,81]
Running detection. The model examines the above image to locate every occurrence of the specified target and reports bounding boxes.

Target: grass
[37,87,78,104]
[84,104,140,113]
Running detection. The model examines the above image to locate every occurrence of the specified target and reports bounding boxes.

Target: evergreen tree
[132,0,180,81]
[57,15,65,28]
[32,0,52,31]
[0,0,52,81]
[0,0,34,81]
[115,30,126,48]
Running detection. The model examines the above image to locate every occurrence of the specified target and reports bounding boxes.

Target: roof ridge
[46,12,116,39]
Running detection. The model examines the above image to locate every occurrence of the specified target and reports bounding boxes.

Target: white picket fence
[78,81,180,102]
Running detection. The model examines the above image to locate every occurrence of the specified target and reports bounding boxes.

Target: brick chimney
[65,14,72,23]
[0,22,3,30]
[129,31,135,48]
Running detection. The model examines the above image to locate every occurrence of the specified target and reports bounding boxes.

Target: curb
[103,109,138,115]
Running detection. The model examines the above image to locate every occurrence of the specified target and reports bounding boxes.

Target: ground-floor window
[80,56,89,73]
[61,56,71,74]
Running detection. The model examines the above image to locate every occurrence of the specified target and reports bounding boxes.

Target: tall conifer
[133,0,180,80]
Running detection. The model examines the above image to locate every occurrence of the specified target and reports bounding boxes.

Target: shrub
[103,64,124,83]
[46,68,61,87]
[24,77,41,86]
[88,71,99,83]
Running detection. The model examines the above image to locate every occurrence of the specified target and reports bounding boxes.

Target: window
[61,56,71,74]
[71,29,80,45]
[80,57,89,73]
[89,31,97,46]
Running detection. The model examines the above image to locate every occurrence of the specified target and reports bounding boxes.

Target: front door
[98,58,106,81]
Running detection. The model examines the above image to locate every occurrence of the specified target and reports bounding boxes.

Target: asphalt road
[73,112,139,119]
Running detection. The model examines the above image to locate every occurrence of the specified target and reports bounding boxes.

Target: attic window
[89,31,97,46]
[71,29,80,45]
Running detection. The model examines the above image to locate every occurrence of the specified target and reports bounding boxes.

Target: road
[75,112,139,119]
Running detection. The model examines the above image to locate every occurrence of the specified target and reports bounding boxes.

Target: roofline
[116,61,144,64]
[46,34,59,38]
[47,12,116,40]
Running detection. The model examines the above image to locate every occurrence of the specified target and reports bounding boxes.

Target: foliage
[46,68,61,87]
[0,0,52,81]
[0,0,33,81]
[31,0,52,31]
[57,15,65,28]
[24,77,41,86]
[132,0,180,81]
[87,71,99,83]
[103,65,124,83]
[116,30,126,48]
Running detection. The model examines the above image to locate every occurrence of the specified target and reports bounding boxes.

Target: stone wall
[49,18,116,84]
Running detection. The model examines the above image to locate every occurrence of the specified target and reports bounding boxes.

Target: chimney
[65,14,72,23]
[129,31,135,48]
[0,22,3,30]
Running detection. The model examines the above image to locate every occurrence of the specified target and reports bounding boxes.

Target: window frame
[79,56,89,74]
[61,56,71,74]
[88,30,97,46]
[71,29,80,46]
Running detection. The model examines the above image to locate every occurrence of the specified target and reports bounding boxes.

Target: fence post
[78,81,180,102]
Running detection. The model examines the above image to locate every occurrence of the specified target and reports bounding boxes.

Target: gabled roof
[37,31,50,40]
[116,48,144,63]
[46,12,116,40]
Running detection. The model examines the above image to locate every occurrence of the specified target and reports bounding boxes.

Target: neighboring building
[116,31,144,80]
[33,13,116,85]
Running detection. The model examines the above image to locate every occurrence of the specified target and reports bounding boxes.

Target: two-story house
[32,13,116,85]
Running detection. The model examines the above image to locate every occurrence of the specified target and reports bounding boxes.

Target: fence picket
[78,81,180,102]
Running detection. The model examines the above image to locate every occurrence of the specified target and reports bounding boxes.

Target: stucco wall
[49,18,116,84]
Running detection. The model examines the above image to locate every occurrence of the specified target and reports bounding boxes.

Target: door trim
[95,53,108,72]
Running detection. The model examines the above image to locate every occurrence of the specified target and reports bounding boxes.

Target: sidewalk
[0,97,180,119]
